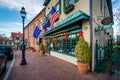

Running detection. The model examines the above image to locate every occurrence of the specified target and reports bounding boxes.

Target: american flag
[50,6,59,29]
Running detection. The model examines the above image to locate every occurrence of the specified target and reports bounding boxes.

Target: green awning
[44,10,89,36]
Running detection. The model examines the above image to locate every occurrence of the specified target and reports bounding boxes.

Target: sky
[0,0,119,37]
[0,0,44,37]
[112,0,120,36]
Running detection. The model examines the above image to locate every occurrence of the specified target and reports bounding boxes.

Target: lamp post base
[20,59,26,65]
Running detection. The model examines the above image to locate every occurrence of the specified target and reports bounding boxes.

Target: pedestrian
[19,44,22,51]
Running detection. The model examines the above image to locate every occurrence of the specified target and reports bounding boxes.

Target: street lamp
[20,7,26,65]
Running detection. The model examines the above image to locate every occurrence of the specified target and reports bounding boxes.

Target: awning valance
[44,10,89,36]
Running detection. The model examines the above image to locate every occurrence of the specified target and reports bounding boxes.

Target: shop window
[51,33,79,57]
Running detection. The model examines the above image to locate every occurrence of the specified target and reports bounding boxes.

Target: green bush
[28,46,36,51]
[75,38,92,63]
[39,43,45,51]
[28,46,33,50]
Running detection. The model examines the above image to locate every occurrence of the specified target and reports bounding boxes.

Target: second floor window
[35,21,38,26]
[39,17,44,25]
[47,12,51,20]
[65,0,74,7]
[64,0,75,14]
[55,3,60,15]
[47,2,60,20]
[69,0,74,4]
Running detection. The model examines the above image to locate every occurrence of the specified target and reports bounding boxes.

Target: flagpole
[56,11,63,21]
[42,12,49,21]
[47,6,63,22]
[50,2,63,20]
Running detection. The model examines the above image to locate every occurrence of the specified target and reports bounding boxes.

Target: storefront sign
[101,17,112,25]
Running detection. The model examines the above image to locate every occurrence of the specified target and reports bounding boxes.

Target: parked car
[0,45,13,60]
[0,54,7,75]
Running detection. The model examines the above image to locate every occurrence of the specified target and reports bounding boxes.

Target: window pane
[64,0,74,8]
[47,12,51,20]
[56,4,59,11]
[50,33,79,56]
[55,3,60,14]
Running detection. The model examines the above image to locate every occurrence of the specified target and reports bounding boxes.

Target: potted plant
[28,46,35,52]
[74,38,92,74]
[39,43,45,55]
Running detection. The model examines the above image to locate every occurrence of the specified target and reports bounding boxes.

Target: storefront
[44,10,89,57]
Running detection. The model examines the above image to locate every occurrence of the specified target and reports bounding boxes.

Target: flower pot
[77,61,89,74]
[40,51,44,55]
[31,50,33,52]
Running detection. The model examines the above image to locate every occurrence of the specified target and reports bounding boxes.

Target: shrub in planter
[75,38,92,74]
[28,46,35,52]
[39,43,45,55]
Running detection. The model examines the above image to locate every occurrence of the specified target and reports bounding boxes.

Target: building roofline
[24,7,46,29]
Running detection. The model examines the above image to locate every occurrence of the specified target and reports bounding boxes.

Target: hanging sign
[101,17,112,25]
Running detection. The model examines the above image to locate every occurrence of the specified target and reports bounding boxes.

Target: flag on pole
[33,26,41,39]
[39,12,51,32]
[50,6,59,29]
[42,20,50,32]
[42,20,50,30]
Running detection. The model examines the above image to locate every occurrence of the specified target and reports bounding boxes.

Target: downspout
[90,0,93,71]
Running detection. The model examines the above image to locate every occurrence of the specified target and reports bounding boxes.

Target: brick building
[11,32,23,49]
[24,8,46,51]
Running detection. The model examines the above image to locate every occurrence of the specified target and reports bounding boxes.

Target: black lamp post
[20,7,26,65]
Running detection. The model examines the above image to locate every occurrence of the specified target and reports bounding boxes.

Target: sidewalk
[7,50,117,80]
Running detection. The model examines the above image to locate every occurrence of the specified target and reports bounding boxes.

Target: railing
[95,40,120,75]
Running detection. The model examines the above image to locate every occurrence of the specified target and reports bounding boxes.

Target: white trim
[50,51,77,65]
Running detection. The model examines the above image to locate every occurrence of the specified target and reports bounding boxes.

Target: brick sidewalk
[7,50,116,80]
